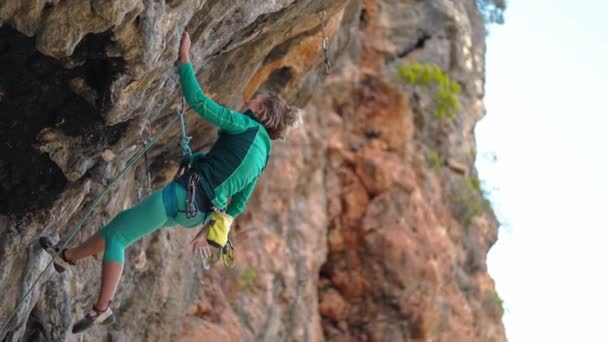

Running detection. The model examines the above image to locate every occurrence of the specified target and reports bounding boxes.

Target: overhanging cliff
[0,0,505,341]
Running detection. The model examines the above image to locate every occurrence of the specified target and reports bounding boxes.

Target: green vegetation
[426,150,446,171]
[451,175,490,228]
[430,301,451,336]
[396,63,462,119]
[231,301,247,323]
[226,266,258,306]
[486,288,505,318]
[466,175,482,193]
[318,284,331,301]
[240,268,257,293]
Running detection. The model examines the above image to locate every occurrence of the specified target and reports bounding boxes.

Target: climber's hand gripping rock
[179,32,191,64]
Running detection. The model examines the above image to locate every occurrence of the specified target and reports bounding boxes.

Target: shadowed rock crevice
[23,311,46,342]
[0,27,127,216]
[397,32,432,58]
[257,66,295,95]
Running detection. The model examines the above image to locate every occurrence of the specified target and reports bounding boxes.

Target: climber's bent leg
[72,189,172,333]
[95,181,206,263]
[99,188,170,263]
[70,182,208,333]
[64,232,105,262]
[71,181,208,333]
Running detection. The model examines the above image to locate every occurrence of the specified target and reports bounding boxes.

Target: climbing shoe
[39,236,75,273]
[72,304,115,334]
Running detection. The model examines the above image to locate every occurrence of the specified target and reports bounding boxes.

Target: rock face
[0,0,505,341]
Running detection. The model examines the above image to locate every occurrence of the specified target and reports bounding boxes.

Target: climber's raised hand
[179,31,191,64]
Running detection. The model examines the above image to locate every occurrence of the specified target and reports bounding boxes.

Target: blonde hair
[256,92,303,140]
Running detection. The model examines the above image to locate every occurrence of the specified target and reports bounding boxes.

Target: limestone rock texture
[0,0,506,341]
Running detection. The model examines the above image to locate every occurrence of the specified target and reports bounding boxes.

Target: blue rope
[1,99,189,336]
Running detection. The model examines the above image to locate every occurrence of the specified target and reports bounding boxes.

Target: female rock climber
[39,32,302,334]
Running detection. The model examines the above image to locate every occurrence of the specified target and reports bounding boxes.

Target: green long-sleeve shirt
[178,63,271,217]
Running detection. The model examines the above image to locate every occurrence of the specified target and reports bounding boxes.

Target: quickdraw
[177,96,192,157]
[184,172,201,219]
[143,141,151,191]
[174,95,203,220]
[319,10,332,75]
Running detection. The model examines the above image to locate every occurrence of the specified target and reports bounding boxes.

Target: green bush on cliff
[486,288,505,319]
[426,150,446,171]
[240,268,257,293]
[451,175,491,228]
[318,284,332,301]
[396,63,462,119]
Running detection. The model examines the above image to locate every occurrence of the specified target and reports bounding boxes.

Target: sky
[476,0,608,341]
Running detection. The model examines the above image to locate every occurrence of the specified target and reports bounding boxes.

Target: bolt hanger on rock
[320,10,333,74]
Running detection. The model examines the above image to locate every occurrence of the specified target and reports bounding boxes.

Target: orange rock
[339,169,370,228]
[328,228,345,253]
[319,289,349,321]
[177,317,240,342]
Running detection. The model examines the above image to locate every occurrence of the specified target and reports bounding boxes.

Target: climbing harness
[0,97,189,334]
[319,10,332,75]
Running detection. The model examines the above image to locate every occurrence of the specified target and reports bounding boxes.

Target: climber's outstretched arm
[178,63,250,133]
[178,32,250,134]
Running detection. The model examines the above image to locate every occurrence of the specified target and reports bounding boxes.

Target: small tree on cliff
[396,62,462,119]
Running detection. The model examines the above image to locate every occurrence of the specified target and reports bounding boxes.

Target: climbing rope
[319,10,332,75]
[0,97,190,335]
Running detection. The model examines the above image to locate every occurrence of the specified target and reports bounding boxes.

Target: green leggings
[99,182,208,263]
